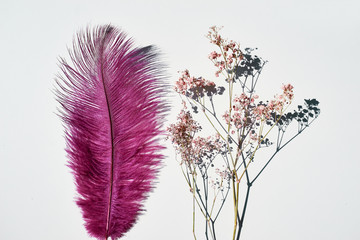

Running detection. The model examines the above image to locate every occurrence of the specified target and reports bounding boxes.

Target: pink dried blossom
[282,83,294,101]
[215,168,231,179]
[168,103,223,165]
[222,111,231,124]
[174,69,216,95]
[207,26,244,77]
[209,51,221,60]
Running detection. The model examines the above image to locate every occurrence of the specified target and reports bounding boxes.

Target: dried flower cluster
[167,102,222,166]
[174,70,215,95]
[207,26,244,77]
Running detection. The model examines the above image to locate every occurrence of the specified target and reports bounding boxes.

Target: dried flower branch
[168,26,320,240]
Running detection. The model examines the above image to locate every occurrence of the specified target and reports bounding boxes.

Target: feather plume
[55,25,168,239]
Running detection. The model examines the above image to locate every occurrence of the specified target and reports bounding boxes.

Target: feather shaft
[102,50,115,240]
[98,34,116,238]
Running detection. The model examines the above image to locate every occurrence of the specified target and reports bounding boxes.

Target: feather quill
[55,25,168,239]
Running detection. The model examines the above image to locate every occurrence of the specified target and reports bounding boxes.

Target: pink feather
[55,25,168,239]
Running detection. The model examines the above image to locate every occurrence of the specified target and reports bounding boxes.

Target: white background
[1,0,359,239]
